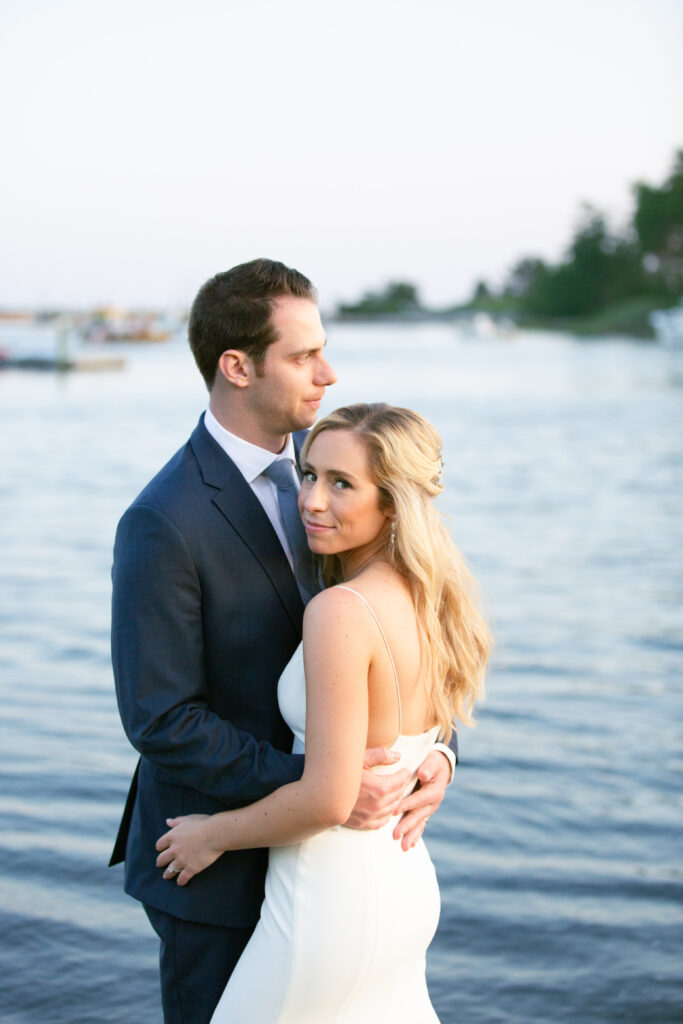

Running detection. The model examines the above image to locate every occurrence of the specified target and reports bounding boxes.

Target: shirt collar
[204,407,296,484]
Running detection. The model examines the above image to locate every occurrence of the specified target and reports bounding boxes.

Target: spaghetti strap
[335,585,402,738]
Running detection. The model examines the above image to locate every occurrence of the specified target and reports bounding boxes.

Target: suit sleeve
[433,735,458,782]
[111,503,304,806]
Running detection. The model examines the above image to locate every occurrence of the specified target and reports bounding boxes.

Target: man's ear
[217,349,252,388]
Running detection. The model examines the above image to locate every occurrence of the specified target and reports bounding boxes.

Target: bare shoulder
[304,564,413,638]
[339,563,413,613]
[302,586,379,682]
[303,584,375,636]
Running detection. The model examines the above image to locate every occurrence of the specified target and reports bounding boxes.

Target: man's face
[246,296,337,439]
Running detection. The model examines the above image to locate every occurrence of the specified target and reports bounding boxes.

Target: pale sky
[1,0,681,311]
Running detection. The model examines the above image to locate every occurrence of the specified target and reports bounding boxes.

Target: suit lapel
[190,417,304,631]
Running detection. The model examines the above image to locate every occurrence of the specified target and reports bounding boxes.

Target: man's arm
[435,733,458,776]
[347,734,458,846]
[392,748,453,850]
[112,503,303,806]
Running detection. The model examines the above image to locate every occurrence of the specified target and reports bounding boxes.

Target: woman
[156,403,491,1022]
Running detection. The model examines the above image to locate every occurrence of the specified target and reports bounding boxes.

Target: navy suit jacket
[110,416,307,927]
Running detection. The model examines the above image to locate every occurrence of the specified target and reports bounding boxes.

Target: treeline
[337,282,422,317]
[480,149,683,322]
[336,150,683,335]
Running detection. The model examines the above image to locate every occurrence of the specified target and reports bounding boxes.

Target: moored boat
[649,301,683,347]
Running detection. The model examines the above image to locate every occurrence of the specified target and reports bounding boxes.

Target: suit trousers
[144,905,254,1024]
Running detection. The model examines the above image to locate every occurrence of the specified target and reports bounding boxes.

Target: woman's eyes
[301,471,351,490]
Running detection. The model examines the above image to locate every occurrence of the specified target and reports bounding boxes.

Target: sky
[1,0,682,312]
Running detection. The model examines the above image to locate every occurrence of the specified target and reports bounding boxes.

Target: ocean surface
[1,322,681,1023]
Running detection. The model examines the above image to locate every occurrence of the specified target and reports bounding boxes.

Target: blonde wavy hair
[302,403,491,740]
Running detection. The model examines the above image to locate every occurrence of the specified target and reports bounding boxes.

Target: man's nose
[314,355,337,386]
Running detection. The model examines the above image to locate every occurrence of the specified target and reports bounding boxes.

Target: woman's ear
[217,349,252,388]
[380,495,395,522]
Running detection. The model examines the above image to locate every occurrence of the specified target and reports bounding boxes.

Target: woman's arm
[155,588,374,885]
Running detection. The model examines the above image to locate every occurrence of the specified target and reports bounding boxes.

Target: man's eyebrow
[289,338,328,357]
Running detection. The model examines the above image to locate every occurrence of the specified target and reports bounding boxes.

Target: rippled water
[1,324,681,1023]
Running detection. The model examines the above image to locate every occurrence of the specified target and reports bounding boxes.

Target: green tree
[338,281,421,316]
[471,280,492,303]
[633,150,683,292]
[521,207,644,317]
[503,258,546,298]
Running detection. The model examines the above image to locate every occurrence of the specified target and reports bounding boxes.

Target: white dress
[211,587,441,1023]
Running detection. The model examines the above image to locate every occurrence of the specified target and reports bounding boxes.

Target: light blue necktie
[263,459,317,603]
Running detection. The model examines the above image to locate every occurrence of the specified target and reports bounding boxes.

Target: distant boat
[84,321,172,343]
[649,302,683,348]
[81,309,176,344]
[456,312,518,340]
[104,327,171,342]
[0,318,125,372]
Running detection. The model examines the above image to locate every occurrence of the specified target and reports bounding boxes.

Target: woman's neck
[339,546,388,583]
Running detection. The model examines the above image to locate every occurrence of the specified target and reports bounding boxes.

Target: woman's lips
[304,520,333,534]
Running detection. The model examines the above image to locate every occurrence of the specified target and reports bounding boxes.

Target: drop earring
[389,516,396,557]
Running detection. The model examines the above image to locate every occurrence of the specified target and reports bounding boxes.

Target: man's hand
[345,747,411,830]
[393,750,451,851]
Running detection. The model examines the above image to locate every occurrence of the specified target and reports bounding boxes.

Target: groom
[110,259,456,1024]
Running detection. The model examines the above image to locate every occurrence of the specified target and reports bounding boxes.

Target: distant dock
[0,317,126,372]
[0,354,125,372]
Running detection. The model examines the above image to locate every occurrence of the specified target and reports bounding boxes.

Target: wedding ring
[168,861,179,875]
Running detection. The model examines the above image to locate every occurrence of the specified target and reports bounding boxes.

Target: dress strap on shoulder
[335,585,402,737]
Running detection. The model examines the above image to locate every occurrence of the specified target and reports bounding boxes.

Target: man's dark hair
[188,258,317,388]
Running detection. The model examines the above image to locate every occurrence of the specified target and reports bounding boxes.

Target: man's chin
[293,408,320,431]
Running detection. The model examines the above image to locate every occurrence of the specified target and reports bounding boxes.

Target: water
[1,324,681,1023]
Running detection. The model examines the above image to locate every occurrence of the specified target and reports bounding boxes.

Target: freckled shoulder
[302,585,376,640]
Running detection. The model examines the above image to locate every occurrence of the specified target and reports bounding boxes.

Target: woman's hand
[155,814,221,886]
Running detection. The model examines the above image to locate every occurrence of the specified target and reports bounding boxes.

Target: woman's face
[299,429,391,564]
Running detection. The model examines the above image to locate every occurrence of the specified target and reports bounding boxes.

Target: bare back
[335,562,438,747]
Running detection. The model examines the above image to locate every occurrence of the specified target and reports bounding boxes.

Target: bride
[155,403,490,1022]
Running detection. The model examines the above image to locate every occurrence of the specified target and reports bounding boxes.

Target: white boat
[0,318,124,371]
[649,301,683,347]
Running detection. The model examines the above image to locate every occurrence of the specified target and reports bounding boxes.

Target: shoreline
[328,294,683,340]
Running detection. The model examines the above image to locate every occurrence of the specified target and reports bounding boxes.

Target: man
[110,259,456,1024]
